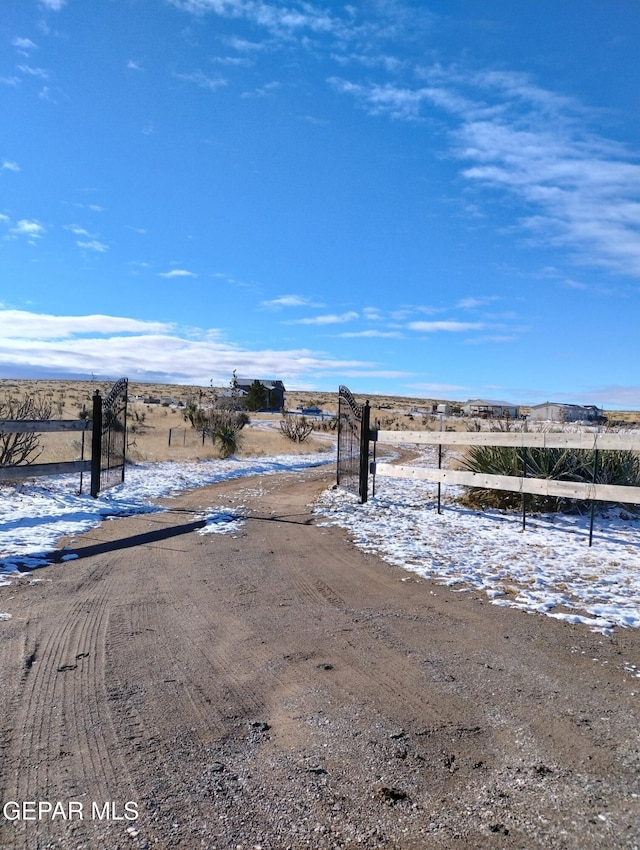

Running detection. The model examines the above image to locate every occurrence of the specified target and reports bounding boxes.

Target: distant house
[528,402,603,423]
[462,399,519,419]
[235,378,286,411]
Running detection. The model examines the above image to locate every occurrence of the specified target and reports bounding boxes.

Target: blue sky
[2,0,639,407]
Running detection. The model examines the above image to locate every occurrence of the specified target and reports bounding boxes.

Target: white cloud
[211,55,252,67]
[328,78,431,121]
[363,307,383,321]
[0,309,376,385]
[173,71,227,91]
[12,37,37,53]
[338,330,402,338]
[0,310,171,340]
[77,239,109,252]
[18,64,49,79]
[333,66,640,279]
[38,0,67,9]
[168,0,340,37]
[65,224,91,236]
[159,269,197,278]
[466,334,516,344]
[262,294,323,309]
[408,321,483,333]
[456,296,499,310]
[293,311,359,325]
[1,160,20,172]
[9,219,46,239]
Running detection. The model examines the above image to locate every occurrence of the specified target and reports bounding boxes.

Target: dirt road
[1,467,639,849]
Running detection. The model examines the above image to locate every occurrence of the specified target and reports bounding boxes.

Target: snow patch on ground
[0,452,333,574]
[315,476,640,635]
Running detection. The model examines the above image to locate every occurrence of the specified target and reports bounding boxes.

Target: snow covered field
[2,451,640,637]
[316,476,640,636]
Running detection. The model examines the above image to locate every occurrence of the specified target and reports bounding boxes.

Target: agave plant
[459,444,640,513]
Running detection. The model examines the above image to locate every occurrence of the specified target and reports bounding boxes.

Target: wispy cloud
[408,321,483,333]
[12,37,38,54]
[466,334,517,345]
[261,294,323,309]
[293,311,359,325]
[8,219,46,240]
[77,239,109,252]
[18,64,49,80]
[211,55,253,67]
[363,307,384,321]
[328,78,430,121]
[333,67,640,279]
[1,160,20,173]
[159,269,197,278]
[338,329,402,338]
[65,224,91,236]
[456,296,499,310]
[168,0,340,37]
[38,0,67,9]
[173,70,227,91]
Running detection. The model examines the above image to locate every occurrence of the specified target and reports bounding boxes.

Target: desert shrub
[0,394,53,466]
[459,444,640,512]
[207,409,249,457]
[280,415,313,443]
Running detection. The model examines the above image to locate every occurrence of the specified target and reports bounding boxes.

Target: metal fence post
[90,390,102,498]
[589,448,599,547]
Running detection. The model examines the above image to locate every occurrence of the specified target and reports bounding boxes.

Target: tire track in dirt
[0,562,136,849]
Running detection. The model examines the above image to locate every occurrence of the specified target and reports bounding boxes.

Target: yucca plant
[208,410,249,458]
[459,445,640,512]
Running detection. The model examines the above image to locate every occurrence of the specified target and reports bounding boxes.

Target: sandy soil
[1,465,639,850]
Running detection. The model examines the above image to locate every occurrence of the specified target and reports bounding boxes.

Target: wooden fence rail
[0,419,92,487]
[371,462,640,506]
[0,420,91,434]
[370,429,640,506]
[372,428,640,451]
[0,378,128,497]
[0,460,91,482]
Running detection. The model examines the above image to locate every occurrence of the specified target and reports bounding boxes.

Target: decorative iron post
[90,390,103,498]
[359,401,370,504]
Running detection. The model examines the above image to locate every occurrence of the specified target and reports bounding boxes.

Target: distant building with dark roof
[235,379,285,411]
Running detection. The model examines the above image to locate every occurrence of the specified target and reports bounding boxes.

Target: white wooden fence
[370,429,640,506]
